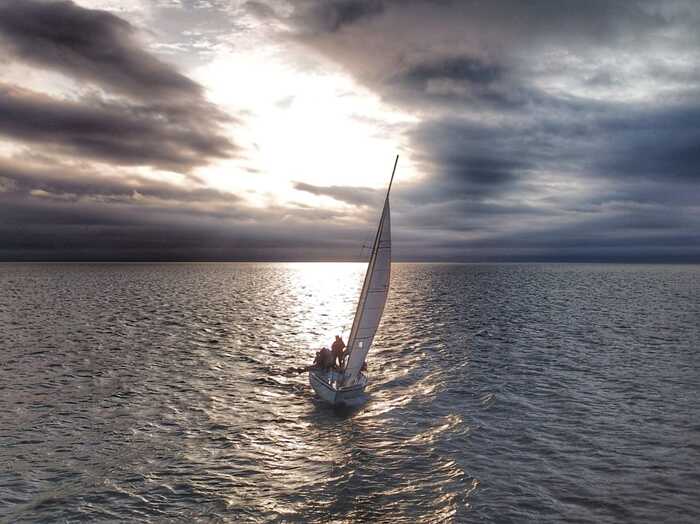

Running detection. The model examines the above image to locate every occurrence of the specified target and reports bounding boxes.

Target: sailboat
[309,155,397,407]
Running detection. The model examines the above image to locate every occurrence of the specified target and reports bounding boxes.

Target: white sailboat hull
[309,369,368,407]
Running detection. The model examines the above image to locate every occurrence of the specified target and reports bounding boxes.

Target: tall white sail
[342,199,391,387]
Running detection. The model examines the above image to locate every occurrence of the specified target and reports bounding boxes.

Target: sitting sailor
[313,347,333,370]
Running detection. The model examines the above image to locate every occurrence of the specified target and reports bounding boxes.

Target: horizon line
[1,259,699,265]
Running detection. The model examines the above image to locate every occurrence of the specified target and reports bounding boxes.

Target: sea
[1,262,699,523]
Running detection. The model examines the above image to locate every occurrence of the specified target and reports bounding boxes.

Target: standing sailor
[331,335,346,368]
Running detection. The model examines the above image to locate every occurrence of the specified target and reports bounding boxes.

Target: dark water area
[1,262,699,523]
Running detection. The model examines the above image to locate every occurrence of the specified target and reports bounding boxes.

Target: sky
[0,0,699,262]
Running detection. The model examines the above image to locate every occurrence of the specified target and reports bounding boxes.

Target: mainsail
[342,157,396,387]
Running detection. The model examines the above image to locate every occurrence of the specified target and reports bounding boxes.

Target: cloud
[0,84,233,172]
[0,157,239,205]
[2,0,700,261]
[591,105,700,183]
[293,0,385,34]
[0,193,378,261]
[293,181,381,206]
[0,156,385,261]
[270,0,700,260]
[0,0,200,101]
[244,1,279,20]
[0,0,236,173]
[386,54,537,110]
[407,118,538,201]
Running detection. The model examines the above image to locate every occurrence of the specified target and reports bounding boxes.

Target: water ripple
[1,262,699,522]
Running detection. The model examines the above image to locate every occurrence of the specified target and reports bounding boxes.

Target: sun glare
[193,47,417,207]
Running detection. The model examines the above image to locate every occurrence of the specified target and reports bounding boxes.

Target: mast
[385,154,398,202]
[341,155,397,386]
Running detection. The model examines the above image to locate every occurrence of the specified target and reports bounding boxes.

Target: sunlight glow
[193,46,418,206]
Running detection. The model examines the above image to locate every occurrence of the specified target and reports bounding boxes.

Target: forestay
[342,199,391,387]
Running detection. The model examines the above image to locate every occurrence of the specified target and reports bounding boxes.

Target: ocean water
[1,262,699,523]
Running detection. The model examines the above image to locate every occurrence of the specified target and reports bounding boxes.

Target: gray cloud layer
[1,127,399,260]
[1,0,699,261]
[0,155,378,261]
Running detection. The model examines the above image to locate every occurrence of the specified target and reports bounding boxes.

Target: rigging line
[343,222,373,339]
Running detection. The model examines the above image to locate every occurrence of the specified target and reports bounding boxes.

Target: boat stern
[309,370,368,407]
[308,369,339,404]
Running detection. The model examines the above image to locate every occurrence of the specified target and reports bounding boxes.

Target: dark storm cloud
[293,182,381,206]
[400,111,580,214]
[292,0,667,43]
[592,105,700,182]
[386,55,538,110]
[0,85,233,171]
[293,0,385,33]
[407,119,533,199]
[398,56,502,88]
[0,0,235,173]
[0,0,200,100]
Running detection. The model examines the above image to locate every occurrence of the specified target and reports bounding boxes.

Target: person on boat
[331,335,346,368]
[312,347,333,370]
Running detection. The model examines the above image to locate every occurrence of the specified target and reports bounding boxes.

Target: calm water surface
[1,263,699,523]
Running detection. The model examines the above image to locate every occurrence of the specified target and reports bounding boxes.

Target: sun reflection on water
[181,262,471,521]
[282,262,366,352]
